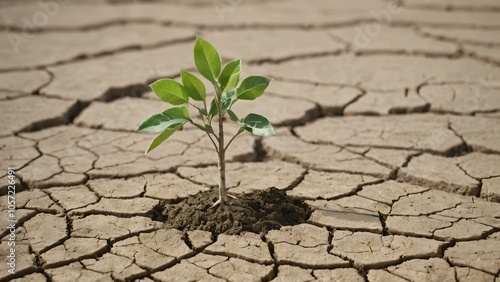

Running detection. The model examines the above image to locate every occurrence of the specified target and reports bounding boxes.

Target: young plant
[138,36,275,207]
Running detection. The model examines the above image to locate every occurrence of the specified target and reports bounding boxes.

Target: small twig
[206,132,219,153]
[224,131,243,151]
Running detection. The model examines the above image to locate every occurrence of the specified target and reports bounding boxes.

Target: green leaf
[208,89,237,119]
[198,106,207,116]
[208,98,218,119]
[219,59,241,92]
[189,104,207,118]
[145,124,183,153]
[237,76,272,100]
[221,89,237,111]
[240,113,275,137]
[180,70,206,102]
[194,36,222,83]
[191,122,209,132]
[227,109,239,122]
[137,106,190,133]
[150,79,189,105]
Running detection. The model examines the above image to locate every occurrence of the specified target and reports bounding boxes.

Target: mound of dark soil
[151,188,312,235]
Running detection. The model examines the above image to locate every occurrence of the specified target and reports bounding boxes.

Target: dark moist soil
[151,188,312,235]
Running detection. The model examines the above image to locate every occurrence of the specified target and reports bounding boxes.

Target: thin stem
[202,100,208,114]
[206,132,219,153]
[224,130,242,151]
[214,81,228,205]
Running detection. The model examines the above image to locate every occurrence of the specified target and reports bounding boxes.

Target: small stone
[204,233,273,264]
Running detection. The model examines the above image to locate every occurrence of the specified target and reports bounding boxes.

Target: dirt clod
[151,188,312,235]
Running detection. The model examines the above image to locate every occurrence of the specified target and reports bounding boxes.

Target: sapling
[138,36,275,208]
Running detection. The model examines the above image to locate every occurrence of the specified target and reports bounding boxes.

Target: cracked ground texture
[0,0,499,281]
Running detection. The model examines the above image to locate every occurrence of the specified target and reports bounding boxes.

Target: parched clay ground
[1,0,500,281]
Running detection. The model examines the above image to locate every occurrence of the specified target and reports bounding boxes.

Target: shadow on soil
[151,188,312,235]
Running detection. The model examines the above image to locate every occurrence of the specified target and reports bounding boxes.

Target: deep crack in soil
[151,188,312,235]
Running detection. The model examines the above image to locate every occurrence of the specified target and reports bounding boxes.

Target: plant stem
[206,132,218,153]
[217,101,228,205]
[214,82,228,205]
[225,130,242,151]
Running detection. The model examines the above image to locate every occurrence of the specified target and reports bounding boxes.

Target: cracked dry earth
[1,0,500,281]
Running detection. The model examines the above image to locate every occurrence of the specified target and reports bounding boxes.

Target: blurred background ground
[0,0,499,281]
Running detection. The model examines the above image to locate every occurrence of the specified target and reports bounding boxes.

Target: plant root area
[151,188,312,235]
